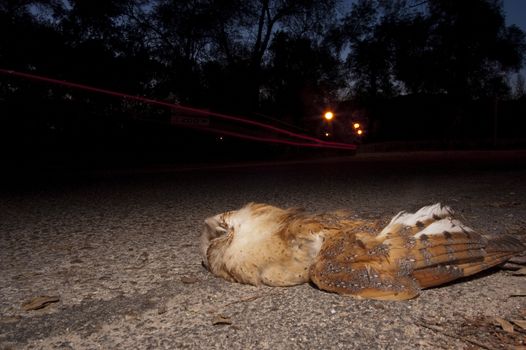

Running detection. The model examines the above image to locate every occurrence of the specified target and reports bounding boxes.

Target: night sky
[342,1,525,31]
[342,0,526,75]
[343,1,526,30]
[503,0,526,31]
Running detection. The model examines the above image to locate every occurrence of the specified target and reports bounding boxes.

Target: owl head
[200,203,329,286]
[201,203,290,264]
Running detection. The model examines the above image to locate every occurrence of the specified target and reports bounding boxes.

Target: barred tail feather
[391,223,525,288]
[459,235,525,277]
[413,238,523,289]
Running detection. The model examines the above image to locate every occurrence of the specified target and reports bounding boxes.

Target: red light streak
[185,125,356,149]
[0,69,357,150]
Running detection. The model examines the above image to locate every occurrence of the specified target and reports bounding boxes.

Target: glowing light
[353,122,360,129]
[357,129,363,135]
[325,132,330,137]
[324,111,334,121]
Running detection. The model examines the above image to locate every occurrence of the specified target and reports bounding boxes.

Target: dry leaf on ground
[511,319,526,330]
[180,276,199,284]
[494,317,515,334]
[21,296,60,311]
[511,267,526,276]
[212,314,233,326]
[508,255,526,265]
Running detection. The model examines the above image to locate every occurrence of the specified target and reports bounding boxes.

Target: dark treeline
[1,0,526,164]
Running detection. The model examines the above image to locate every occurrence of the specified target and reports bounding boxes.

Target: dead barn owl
[201,203,524,300]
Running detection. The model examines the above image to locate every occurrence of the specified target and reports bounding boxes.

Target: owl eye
[203,215,229,242]
[215,218,231,235]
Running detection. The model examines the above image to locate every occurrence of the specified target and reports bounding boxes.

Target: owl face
[200,204,288,270]
[200,211,233,269]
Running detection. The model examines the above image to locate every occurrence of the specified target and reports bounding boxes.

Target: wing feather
[310,203,524,300]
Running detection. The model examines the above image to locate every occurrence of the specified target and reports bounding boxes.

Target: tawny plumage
[200,203,524,300]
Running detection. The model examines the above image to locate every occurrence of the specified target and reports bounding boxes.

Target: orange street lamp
[353,122,360,129]
[324,111,334,121]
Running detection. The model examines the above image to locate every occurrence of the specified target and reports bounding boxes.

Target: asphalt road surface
[1,150,525,349]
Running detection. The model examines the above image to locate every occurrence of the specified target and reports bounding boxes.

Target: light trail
[0,68,357,150]
[184,125,357,149]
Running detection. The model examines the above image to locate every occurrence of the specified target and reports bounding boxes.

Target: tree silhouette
[264,31,343,127]
[340,0,526,99]
[513,74,526,99]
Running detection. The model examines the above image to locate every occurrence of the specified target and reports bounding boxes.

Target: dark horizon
[1,0,526,170]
